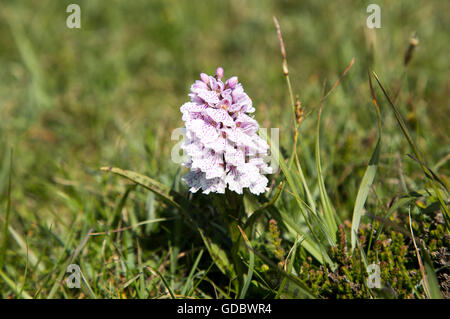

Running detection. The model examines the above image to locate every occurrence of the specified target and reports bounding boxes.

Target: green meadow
[0,0,448,298]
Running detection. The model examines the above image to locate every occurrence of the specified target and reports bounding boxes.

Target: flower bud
[226,76,238,89]
[216,67,224,80]
[200,72,209,84]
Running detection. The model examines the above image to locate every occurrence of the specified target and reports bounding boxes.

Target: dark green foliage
[292,212,449,298]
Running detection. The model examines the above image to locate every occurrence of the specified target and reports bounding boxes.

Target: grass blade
[242,241,315,299]
[275,235,303,298]
[101,167,184,211]
[101,167,237,283]
[198,230,235,279]
[351,72,382,251]
[180,249,204,296]
[0,150,12,270]
[313,58,355,245]
[316,102,338,243]
[421,246,443,299]
[350,141,380,251]
[408,208,442,299]
[371,72,449,222]
[145,266,176,299]
[0,269,32,299]
[47,229,93,299]
[237,226,254,299]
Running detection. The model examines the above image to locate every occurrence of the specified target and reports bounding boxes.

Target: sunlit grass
[0,0,448,299]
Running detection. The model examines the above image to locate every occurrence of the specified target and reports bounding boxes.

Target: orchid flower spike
[180,67,272,195]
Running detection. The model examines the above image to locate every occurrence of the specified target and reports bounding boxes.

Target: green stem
[224,190,245,296]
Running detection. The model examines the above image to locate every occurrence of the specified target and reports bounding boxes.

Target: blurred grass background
[0,0,449,298]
